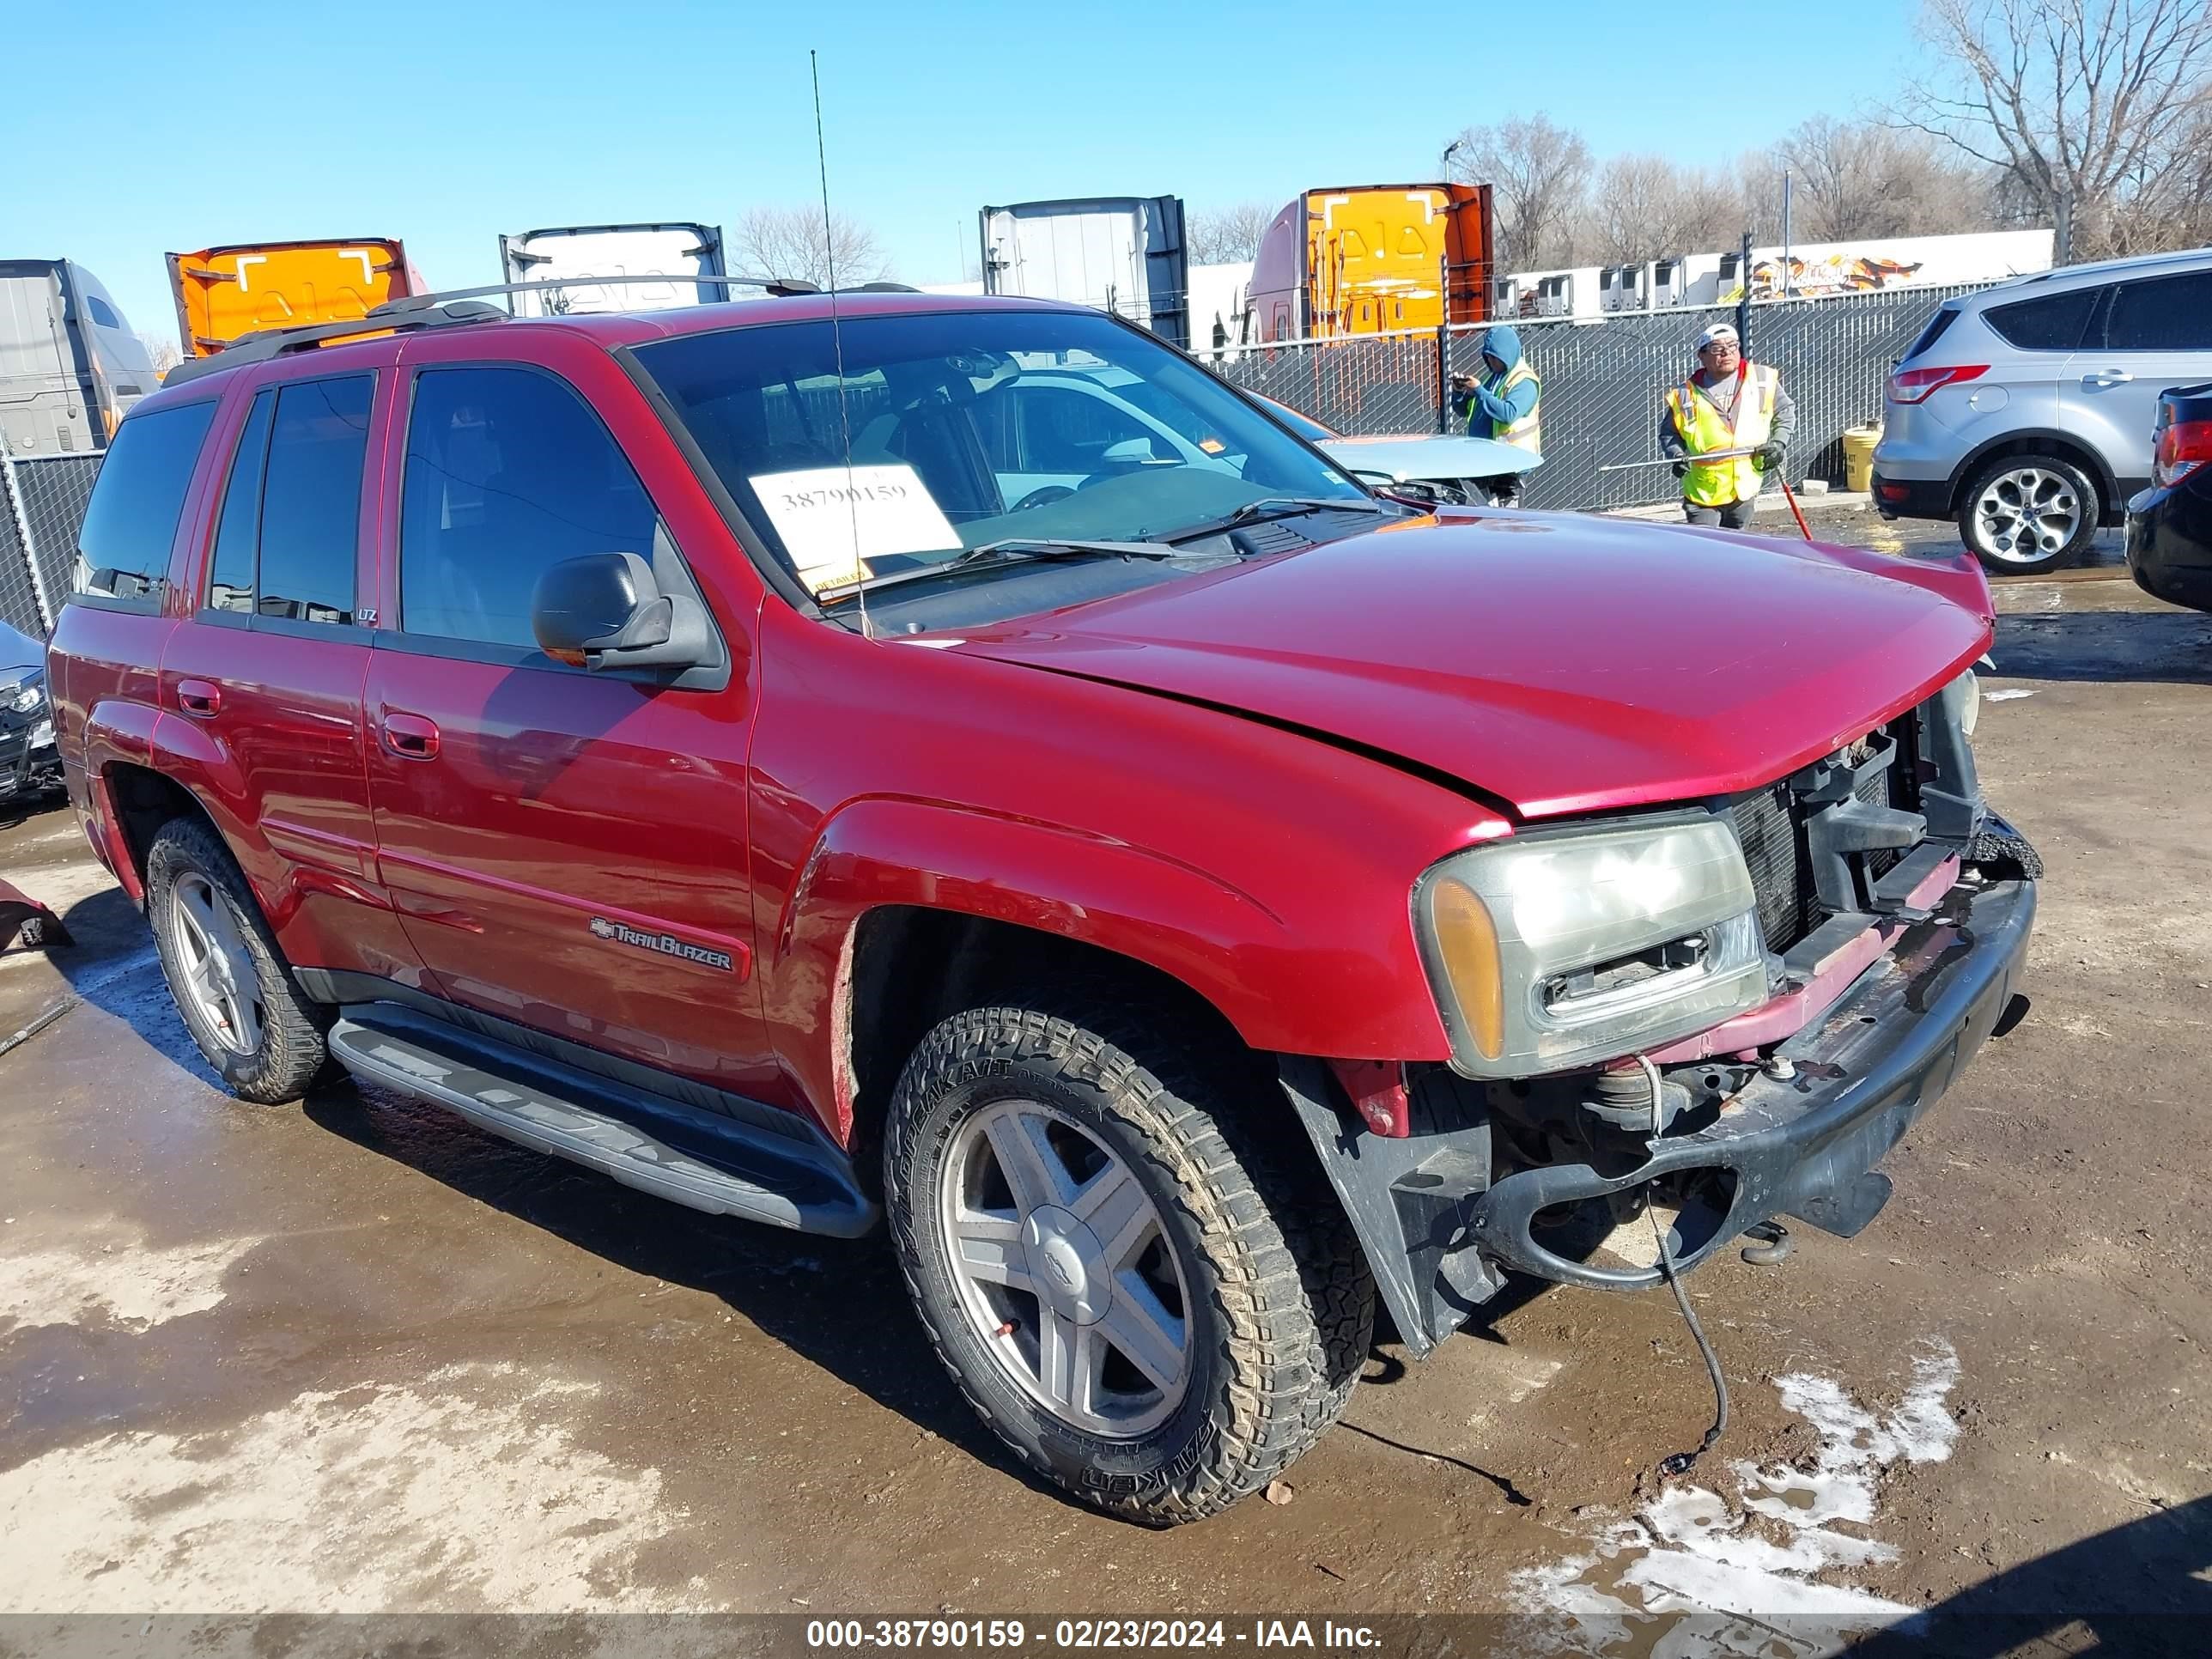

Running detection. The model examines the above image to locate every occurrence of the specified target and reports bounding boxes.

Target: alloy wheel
[167,872,263,1055]
[939,1099,1192,1438]
[1972,466,2081,564]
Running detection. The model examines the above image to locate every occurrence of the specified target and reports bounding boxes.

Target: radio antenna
[811,48,871,641]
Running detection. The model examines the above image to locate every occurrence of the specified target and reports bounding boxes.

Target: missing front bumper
[1469,876,2034,1291]
[1283,873,2036,1353]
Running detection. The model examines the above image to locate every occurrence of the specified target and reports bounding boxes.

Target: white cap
[1696,322,1740,352]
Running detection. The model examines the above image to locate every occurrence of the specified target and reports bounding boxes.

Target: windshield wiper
[817,538,1185,605]
[1158,495,1394,546]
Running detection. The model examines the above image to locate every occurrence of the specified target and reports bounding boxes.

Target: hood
[0,619,42,678]
[1480,325,1523,372]
[1321,433,1541,480]
[950,514,1992,819]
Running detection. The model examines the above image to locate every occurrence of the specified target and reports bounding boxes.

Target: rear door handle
[2081,369,2135,387]
[380,711,441,760]
[175,678,222,718]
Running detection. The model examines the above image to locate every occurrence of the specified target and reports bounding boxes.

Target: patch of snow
[1983,688,2036,702]
[0,1364,708,1613]
[0,1224,258,1332]
[1510,1339,1960,1656]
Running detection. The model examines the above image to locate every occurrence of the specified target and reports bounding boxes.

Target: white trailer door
[0,267,92,454]
[499,223,726,316]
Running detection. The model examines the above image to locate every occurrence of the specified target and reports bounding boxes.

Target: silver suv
[1872,247,2212,574]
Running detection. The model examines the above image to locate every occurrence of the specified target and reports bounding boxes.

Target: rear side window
[2100,271,2212,351]
[1982,286,2101,351]
[87,295,122,330]
[399,365,659,648]
[255,376,372,625]
[206,391,274,614]
[71,399,217,611]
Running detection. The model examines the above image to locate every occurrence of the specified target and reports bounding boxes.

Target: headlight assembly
[1414,816,1771,1079]
[5,681,40,715]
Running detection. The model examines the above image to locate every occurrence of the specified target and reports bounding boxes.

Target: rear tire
[1958,453,2100,575]
[884,1002,1374,1525]
[145,816,331,1103]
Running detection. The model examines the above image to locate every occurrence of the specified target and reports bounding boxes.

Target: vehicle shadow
[47,885,225,1085]
[43,888,1550,1514]
[1991,607,2212,685]
[1846,1493,2212,1659]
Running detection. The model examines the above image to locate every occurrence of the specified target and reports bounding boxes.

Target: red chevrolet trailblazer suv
[48,289,2037,1523]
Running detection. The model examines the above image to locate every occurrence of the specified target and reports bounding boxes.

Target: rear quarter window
[1981,286,2102,351]
[70,399,218,611]
[1899,307,1958,362]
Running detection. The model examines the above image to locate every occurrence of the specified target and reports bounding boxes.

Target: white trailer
[497,222,728,316]
[978,198,1191,350]
[0,259,157,455]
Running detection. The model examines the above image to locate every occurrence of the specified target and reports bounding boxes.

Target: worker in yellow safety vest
[1659,321,1796,529]
[1451,324,1541,475]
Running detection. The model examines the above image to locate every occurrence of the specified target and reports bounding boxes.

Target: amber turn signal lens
[1429,877,1505,1060]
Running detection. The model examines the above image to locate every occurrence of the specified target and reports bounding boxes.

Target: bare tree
[1775,116,1994,240]
[137,333,182,380]
[735,207,890,289]
[1188,202,1275,264]
[1899,0,2212,259]
[1579,155,1742,264]
[1446,112,1593,268]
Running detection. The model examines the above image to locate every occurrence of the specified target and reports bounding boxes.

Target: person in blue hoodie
[1451,324,1542,456]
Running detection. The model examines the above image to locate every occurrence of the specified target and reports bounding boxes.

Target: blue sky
[10,0,1925,346]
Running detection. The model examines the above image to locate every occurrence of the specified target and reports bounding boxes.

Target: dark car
[2125,380,2212,611]
[46,287,2036,1524]
[0,617,60,808]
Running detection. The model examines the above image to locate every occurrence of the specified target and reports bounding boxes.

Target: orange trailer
[1248,184,1496,342]
[167,239,426,356]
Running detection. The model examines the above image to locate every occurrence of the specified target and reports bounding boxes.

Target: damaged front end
[1284,673,2039,1357]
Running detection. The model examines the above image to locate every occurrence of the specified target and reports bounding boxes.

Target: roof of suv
[142,289,1079,406]
[1970,244,2212,302]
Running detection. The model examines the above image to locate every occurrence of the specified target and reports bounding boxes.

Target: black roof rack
[161,299,507,386]
[161,273,933,386]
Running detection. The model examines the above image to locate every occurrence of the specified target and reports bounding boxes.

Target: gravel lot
[2,510,2206,1655]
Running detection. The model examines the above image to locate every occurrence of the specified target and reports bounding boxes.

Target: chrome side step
[328,1006,876,1237]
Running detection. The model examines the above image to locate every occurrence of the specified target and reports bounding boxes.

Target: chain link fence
[1209,283,1996,511]
[0,451,101,639]
[1196,329,1442,440]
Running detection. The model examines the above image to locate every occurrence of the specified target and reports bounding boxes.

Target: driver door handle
[380,711,441,761]
[2081,369,2135,387]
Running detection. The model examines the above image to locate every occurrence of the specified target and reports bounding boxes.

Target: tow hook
[1740,1218,1794,1267]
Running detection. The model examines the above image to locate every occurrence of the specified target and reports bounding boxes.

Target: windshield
[1256,396,1338,444]
[633,309,1371,612]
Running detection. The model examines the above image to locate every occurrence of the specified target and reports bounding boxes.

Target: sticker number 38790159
[749,464,959,594]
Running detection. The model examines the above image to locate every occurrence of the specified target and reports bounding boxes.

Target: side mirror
[1101,436,1157,464]
[531,551,712,672]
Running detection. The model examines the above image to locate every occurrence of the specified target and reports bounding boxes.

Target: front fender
[771,796,1463,1142]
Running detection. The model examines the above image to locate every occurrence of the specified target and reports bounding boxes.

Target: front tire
[884,1004,1373,1525]
[1959,453,2100,574]
[145,816,331,1103]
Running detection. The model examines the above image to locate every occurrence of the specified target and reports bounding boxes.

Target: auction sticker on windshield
[751,465,959,593]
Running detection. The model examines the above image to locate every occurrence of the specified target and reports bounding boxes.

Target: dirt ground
[1,507,2207,1655]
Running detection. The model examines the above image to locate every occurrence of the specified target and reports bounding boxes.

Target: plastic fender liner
[1279,1057,1498,1358]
